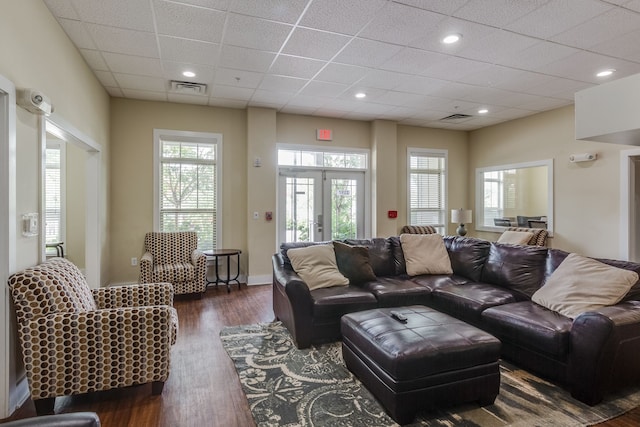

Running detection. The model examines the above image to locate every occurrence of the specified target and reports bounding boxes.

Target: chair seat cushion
[153,263,195,282]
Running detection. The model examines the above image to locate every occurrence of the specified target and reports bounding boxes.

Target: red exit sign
[316,129,332,141]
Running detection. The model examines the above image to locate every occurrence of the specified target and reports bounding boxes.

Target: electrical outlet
[131,257,138,266]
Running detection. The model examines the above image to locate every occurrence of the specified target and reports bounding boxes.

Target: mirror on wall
[475,159,553,235]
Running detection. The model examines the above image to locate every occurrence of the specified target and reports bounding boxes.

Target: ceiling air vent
[440,113,472,121]
[169,80,207,95]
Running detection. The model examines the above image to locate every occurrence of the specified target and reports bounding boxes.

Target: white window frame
[153,129,222,250]
[407,148,448,233]
[44,140,66,255]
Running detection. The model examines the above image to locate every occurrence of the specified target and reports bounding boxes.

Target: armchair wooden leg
[151,381,165,395]
[34,397,55,415]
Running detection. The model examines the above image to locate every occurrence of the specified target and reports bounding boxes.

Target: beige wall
[469,105,634,258]
[109,99,248,284]
[0,0,110,415]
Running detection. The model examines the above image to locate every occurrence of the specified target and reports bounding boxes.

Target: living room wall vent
[440,113,472,121]
[169,80,207,95]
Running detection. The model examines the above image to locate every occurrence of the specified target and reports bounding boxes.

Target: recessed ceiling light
[442,33,462,44]
[478,109,489,114]
[355,92,366,99]
[182,71,196,78]
[596,69,615,77]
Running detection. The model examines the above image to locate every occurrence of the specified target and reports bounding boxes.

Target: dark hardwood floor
[3,283,640,426]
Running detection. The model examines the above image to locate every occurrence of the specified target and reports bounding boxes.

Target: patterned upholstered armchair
[139,231,207,296]
[401,225,438,234]
[503,226,549,246]
[8,258,178,415]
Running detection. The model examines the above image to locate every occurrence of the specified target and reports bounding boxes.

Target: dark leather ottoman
[341,306,501,425]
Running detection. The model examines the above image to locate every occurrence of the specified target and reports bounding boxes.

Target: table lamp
[451,209,472,236]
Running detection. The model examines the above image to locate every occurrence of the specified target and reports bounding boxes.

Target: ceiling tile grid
[43,0,640,131]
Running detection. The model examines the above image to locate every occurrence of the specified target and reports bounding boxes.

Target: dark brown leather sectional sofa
[272,236,640,406]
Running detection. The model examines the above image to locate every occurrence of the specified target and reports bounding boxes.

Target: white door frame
[323,170,366,240]
[620,148,640,261]
[0,74,17,418]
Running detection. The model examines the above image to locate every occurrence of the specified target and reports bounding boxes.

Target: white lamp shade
[451,209,472,224]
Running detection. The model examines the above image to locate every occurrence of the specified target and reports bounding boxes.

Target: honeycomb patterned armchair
[139,231,207,296]
[8,258,178,415]
[401,225,438,234]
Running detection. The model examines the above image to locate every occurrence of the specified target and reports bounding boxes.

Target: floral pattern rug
[220,322,640,427]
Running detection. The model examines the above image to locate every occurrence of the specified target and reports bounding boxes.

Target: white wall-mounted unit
[575,73,640,146]
[17,89,52,115]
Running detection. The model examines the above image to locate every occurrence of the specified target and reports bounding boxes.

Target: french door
[278,170,365,244]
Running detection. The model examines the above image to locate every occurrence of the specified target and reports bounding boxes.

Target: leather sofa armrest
[569,301,640,405]
[1,412,101,427]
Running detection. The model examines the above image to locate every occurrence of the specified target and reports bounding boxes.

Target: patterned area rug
[220,322,640,427]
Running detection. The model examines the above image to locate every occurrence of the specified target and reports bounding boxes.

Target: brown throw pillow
[333,241,377,285]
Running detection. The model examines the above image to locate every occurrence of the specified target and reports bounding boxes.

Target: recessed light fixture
[478,108,489,114]
[355,92,366,99]
[596,69,615,77]
[442,33,462,44]
[182,71,196,78]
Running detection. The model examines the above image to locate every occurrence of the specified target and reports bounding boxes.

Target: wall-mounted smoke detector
[169,80,207,95]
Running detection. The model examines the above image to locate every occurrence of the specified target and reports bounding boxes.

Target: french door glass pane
[331,178,358,240]
[284,177,314,242]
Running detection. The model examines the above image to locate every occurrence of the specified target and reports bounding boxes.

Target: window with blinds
[408,149,447,233]
[45,143,65,250]
[155,130,220,251]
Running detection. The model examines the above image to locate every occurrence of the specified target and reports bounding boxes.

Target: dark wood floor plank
[2,283,638,426]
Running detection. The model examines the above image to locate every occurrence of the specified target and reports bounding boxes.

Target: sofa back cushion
[444,236,491,282]
[344,238,395,277]
[145,231,197,264]
[8,258,97,322]
[481,242,549,298]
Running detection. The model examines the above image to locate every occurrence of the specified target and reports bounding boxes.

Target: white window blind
[45,143,64,248]
[408,149,447,233]
[156,132,220,251]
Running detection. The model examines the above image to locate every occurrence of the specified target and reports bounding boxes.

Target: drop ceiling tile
[373,91,428,107]
[214,68,264,88]
[457,29,539,64]
[250,89,294,104]
[121,88,167,101]
[154,0,225,43]
[162,62,216,84]
[114,73,166,91]
[225,14,292,51]
[489,70,557,93]
[590,28,640,63]
[516,96,572,112]
[453,0,547,27]
[350,103,394,115]
[379,106,420,120]
[285,94,332,108]
[357,70,409,91]
[211,85,254,100]
[380,47,448,75]
[624,0,640,12]
[258,75,307,93]
[299,81,348,97]
[543,50,640,83]
[44,0,80,20]
[282,28,351,60]
[393,75,449,95]
[359,2,445,45]
[104,86,123,97]
[229,0,308,23]
[219,45,277,72]
[71,0,155,31]
[409,18,495,54]
[79,49,108,71]
[525,77,594,99]
[159,36,220,66]
[422,57,493,82]
[208,98,248,109]
[456,65,526,88]
[334,38,403,68]
[496,42,580,71]
[300,0,387,35]
[394,0,470,15]
[167,93,209,105]
[58,19,97,49]
[177,0,229,10]
[86,24,159,57]
[103,52,163,76]
[314,63,368,85]
[269,55,326,79]
[94,71,118,87]
[551,7,640,50]
[505,0,612,39]
[340,87,387,101]
[428,81,475,100]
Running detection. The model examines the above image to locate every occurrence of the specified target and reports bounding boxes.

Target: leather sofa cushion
[388,236,407,275]
[360,277,432,307]
[311,286,378,318]
[481,301,573,360]
[341,306,501,380]
[481,243,548,298]
[431,282,521,322]
[344,238,395,277]
[444,236,491,282]
[410,274,470,292]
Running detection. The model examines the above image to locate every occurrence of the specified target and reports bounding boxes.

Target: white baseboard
[9,376,28,415]
[247,274,271,286]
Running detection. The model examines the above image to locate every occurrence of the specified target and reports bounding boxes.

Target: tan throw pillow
[400,233,453,276]
[532,253,638,319]
[498,230,534,245]
[287,244,349,291]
